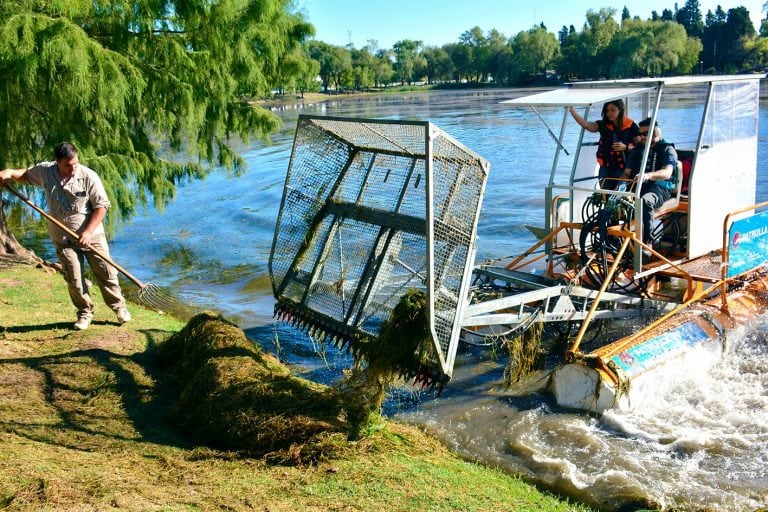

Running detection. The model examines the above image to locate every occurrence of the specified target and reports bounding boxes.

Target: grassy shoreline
[0,260,592,511]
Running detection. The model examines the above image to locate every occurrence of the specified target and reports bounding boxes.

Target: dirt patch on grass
[0,277,22,287]
[0,364,44,401]
[77,328,138,353]
[0,339,14,357]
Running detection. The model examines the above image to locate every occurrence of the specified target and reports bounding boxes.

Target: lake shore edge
[254,79,768,110]
[0,259,594,512]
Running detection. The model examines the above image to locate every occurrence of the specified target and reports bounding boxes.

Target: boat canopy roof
[500,87,655,107]
[501,74,766,107]
[571,74,765,87]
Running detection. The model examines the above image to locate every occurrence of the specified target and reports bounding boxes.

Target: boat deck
[655,252,724,282]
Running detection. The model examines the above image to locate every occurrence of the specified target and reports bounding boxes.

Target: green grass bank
[0,259,592,511]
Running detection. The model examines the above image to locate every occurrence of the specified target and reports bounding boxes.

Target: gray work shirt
[25,162,111,246]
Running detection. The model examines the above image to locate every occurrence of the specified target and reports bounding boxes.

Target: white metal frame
[501,74,766,270]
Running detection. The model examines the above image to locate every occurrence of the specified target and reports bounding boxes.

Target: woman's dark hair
[601,100,625,130]
[54,142,78,160]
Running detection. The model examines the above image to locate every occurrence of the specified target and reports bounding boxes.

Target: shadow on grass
[1,313,355,467]
[4,322,76,333]
[0,327,198,452]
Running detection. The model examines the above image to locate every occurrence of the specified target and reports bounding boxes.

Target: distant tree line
[288,0,768,94]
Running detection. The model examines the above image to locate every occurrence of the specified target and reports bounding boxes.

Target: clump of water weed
[502,320,544,386]
[156,311,349,464]
[336,289,443,437]
[359,289,436,379]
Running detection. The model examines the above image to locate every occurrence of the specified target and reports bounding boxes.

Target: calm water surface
[108,87,768,511]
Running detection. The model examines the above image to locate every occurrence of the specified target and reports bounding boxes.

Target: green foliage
[701,5,760,72]
[0,0,314,233]
[559,8,620,80]
[272,41,320,95]
[307,40,352,92]
[448,41,473,81]
[676,0,705,38]
[456,27,485,82]
[509,26,560,82]
[421,46,455,84]
[302,3,765,88]
[477,28,509,83]
[743,36,768,70]
[392,39,424,85]
[609,19,702,77]
[349,46,377,90]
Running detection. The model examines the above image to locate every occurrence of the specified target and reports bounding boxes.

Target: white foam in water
[597,320,768,510]
[400,316,768,511]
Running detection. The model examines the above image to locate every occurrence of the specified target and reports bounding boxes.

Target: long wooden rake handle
[2,183,147,289]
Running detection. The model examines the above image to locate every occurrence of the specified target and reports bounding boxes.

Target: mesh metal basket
[269,115,489,380]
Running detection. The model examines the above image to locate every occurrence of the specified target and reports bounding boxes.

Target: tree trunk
[0,203,38,263]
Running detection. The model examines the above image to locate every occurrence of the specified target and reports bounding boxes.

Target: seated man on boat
[622,118,677,251]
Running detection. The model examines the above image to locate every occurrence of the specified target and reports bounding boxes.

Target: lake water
[87,87,768,511]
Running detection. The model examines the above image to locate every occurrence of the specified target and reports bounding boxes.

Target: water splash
[398,318,768,512]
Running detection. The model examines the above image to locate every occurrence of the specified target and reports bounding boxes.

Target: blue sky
[298,0,767,49]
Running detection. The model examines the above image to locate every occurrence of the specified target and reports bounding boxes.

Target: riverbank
[0,260,592,511]
[255,79,768,111]
[254,88,431,109]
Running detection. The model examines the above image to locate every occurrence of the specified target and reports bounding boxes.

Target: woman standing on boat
[568,100,640,190]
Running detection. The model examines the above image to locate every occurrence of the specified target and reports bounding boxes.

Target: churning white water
[398,317,768,511]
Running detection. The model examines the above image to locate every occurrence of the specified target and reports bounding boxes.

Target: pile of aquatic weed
[359,289,437,382]
[155,311,351,464]
[335,289,443,436]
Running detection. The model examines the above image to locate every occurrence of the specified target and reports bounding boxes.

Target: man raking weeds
[0,142,131,330]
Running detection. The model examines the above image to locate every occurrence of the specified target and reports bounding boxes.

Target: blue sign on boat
[728,210,768,277]
[610,321,711,376]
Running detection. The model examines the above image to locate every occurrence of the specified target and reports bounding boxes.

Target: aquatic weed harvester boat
[269,74,768,413]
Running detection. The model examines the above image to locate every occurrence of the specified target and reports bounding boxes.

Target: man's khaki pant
[55,234,126,317]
